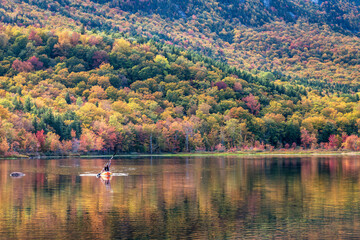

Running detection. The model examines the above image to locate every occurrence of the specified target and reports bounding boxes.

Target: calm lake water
[1,156,360,239]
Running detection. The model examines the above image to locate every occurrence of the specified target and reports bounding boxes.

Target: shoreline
[2,150,360,160]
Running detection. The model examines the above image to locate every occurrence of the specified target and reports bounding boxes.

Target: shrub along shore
[2,149,360,159]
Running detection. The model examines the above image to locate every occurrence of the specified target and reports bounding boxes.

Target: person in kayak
[97,151,116,178]
[103,162,110,172]
[97,161,111,178]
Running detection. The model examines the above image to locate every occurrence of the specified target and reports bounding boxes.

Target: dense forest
[1,0,360,86]
[0,0,360,156]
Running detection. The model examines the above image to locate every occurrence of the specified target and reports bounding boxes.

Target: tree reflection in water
[1,156,360,239]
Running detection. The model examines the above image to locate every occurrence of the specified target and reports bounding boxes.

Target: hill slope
[1,0,360,86]
[1,1,360,156]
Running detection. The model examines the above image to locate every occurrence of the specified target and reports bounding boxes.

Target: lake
[1,156,360,239]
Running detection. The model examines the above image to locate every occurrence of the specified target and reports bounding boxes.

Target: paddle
[96,152,116,178]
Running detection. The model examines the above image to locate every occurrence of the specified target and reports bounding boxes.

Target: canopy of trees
[0,0,360,156]
[0,25,359,156]
[0,0,359,88]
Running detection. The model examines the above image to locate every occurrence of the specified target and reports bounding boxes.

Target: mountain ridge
[1,0,360,86]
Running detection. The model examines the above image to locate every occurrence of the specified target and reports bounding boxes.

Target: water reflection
[1,156,360,239]
[99,176,112,191]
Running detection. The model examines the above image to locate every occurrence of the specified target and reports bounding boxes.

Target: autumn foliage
[0,21,359,156]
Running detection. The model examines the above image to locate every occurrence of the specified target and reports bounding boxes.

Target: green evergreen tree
[12,95,23,111]
[80,24,86,34]
[65,92,71,104]
[24,97,32,112]
[32,117,38,133]
[38,119,47,133]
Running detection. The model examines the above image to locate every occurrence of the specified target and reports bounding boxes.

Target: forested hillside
[0,1,360,156]
[1,0,360,86]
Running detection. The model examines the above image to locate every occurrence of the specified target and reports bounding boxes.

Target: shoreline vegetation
[2,150,360,159]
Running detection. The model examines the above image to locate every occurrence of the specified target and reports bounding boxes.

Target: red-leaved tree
[242,94,260,115]
[36,130,46,152]
[12,59,33,72]
[28,56,44,70]
[300,129,317,149]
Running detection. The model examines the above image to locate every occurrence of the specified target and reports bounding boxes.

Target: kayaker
[103,162,110,172]
[97,151,116,178]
